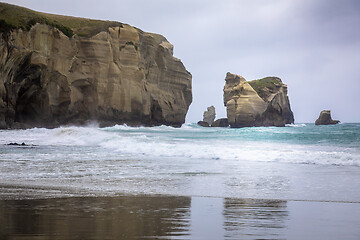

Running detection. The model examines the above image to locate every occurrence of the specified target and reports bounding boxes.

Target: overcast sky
[3,0,360,123]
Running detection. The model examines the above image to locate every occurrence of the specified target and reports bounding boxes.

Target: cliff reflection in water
[0,195,289,239]
[223,199,288,239]
[0,196,191,239]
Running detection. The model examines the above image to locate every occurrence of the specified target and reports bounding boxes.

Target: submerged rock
[7,142,26,146]
[0,3,192,129]
[315,110,340,125]
[203,106,216,125]
[211,118,229,127]
[223,72,294,128]
[6,142,37,146]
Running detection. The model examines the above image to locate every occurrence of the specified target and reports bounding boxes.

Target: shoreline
[2,182,360,204]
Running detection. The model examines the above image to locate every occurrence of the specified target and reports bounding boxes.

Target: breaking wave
[1,123,359,167]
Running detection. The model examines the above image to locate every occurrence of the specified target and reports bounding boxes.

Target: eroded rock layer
[0,3,192,128]
[223,72,294,128]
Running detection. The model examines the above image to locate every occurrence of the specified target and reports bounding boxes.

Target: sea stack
[223,72,294,128]
[315,110,340,125]
[0,3,192,129]
[203,106,216,125]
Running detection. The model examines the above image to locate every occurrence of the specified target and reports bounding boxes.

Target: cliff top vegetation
[0,2,124,37]
[248,77,282,93]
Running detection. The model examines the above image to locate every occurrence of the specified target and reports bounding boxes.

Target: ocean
[1,123,360,239]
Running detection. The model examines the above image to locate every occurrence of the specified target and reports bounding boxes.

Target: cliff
[0,3,192,128]
[223,72,294,128]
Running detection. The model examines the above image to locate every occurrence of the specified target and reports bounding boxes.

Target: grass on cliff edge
[0,2,124,37]
[248,77,282,95]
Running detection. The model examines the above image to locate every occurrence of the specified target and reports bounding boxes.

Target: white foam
[1,124,359,167]
[286,123,307,127]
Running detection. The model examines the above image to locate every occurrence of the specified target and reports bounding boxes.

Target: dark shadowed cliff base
[1,194,360,240]
[0,3,192,129]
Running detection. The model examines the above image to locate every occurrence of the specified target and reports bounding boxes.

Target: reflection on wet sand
[223,199,288,240]
[2,195,359,239]
[0,196,191,240]
[1,195,290,240]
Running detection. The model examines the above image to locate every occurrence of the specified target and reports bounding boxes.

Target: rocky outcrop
[197,121,210,127]
[223,72,294,128]
[0,3,192,128]
[315,110,339,125]
[203,106,216,125]
[211,118,229,127]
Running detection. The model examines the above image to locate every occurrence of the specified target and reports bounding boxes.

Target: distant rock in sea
[315,110,340,125]
[0,3,192,129]
[211,118,229,127]
[223,72,294,128]
[197,121,210,127]
[7,142,26,146]
[203,106,216,125]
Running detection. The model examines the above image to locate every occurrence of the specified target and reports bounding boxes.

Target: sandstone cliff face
[0,11,191,128]
[223,72,294,128]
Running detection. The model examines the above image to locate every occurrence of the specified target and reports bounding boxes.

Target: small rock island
[315,110,340,125]
[203,106,216,125]
[197,106,229,128]
[223,72,294,128]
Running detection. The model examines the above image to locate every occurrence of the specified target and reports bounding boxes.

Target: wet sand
[1,195,360,240]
